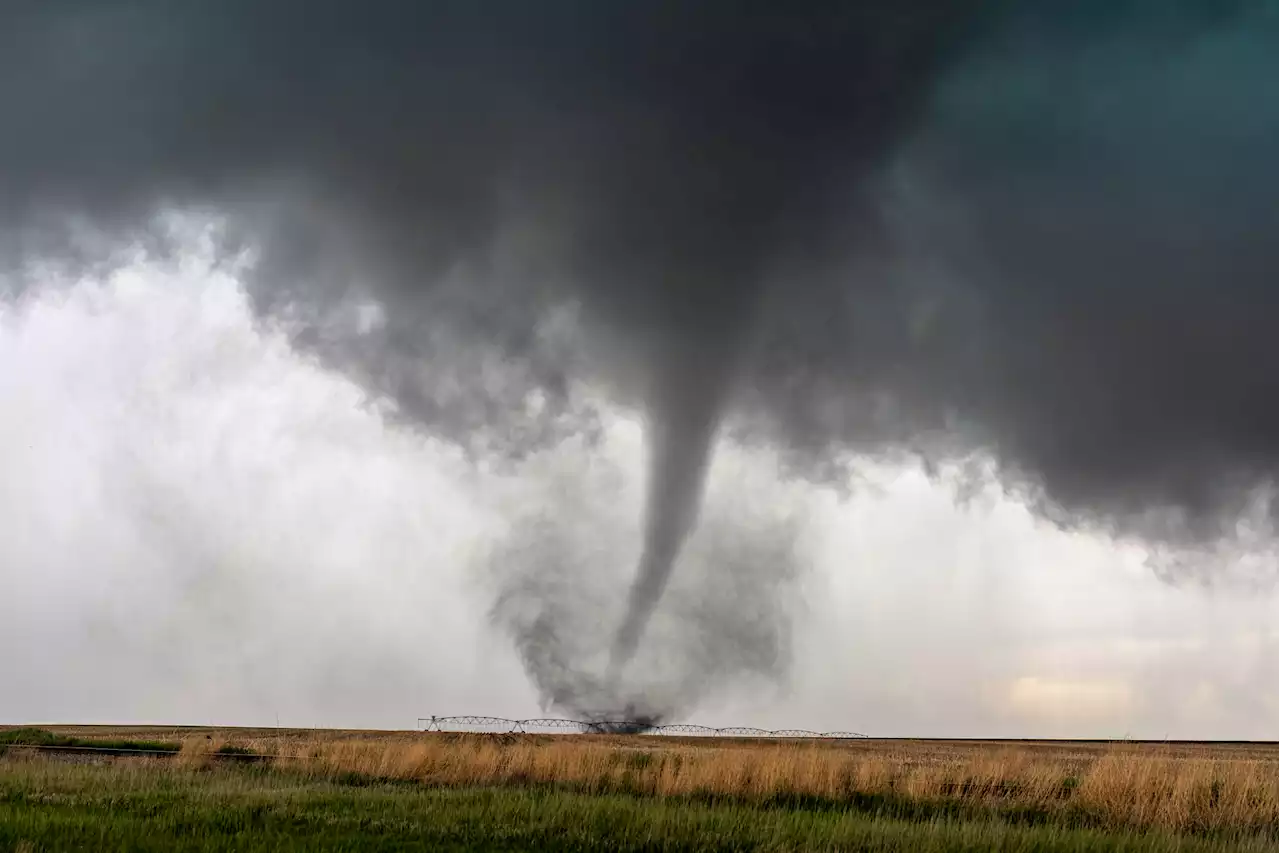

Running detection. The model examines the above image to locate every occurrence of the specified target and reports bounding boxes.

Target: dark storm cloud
[742,0,1277,545]
[0,1,993,431]
[1,1,1274,710]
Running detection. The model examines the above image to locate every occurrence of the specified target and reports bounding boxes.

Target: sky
[2,214,1274,740]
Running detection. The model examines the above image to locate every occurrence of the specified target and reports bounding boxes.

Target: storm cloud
[0,1,1273,717]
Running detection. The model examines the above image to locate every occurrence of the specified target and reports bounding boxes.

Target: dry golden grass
[35,726,1279,836]
[170,733,231,769]
[239,734,1277,835]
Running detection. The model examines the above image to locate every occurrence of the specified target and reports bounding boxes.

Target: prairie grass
[205,733,1280,836]
[8,726,1275,838]
[1,755,1274,853]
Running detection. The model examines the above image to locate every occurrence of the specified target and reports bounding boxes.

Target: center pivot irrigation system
[418,716,869,739]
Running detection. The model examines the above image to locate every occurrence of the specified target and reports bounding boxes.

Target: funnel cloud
[484,439,810,722]
[0,1,1274,717]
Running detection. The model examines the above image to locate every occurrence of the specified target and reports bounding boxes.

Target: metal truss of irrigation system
[418,716,869,739]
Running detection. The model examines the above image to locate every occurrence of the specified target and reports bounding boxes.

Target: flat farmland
[2,725,1275,851]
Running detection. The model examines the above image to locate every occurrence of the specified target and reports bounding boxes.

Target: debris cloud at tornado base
[0,1,1274,717]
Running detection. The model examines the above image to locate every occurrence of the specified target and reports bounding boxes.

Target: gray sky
[1,214,1274,739]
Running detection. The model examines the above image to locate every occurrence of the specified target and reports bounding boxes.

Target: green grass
[1,757,1273,852]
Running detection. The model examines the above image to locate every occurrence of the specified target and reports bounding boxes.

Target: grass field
[1,726,1275,851]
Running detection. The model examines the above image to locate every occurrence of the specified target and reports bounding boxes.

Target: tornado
[610,328,748,673]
